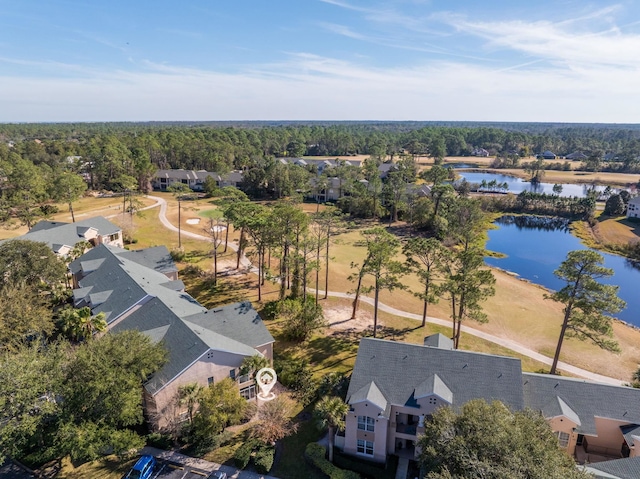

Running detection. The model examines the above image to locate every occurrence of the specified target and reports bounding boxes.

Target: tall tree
[0,284,55,350]
[50,171,87,223]
[178,382,204,425]
[404,237,449,327]
[352,227,405,337]
[204,217,226,287]
[57,306,107,342]
[314,396,349,463]
[314,206,344,300]
[191,378,247,440]
[419,400,590,479]
[546,250,625,375]
[0,240,66,291]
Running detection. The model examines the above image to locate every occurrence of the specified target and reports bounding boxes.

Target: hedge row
[304,443,360,479]
[233,438,275,474]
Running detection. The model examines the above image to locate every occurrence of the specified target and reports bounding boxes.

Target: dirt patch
[323,305,377,334]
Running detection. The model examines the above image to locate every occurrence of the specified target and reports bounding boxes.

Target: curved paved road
[146,195,623,385]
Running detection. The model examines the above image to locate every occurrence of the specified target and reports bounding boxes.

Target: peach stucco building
[342,335,640,467]
[70,244,274,430]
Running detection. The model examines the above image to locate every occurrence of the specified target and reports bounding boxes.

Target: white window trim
[357,439,374,456]
[357,415,375,432]
[557,431,570,448]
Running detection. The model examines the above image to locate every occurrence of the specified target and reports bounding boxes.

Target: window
[557,431,570,448]
[207,377,214,386]
[357,439,374,456]
[357,416,375,432]
[229,369,236,380]
[429,397,437,405]
[238,373,250,384]
[240,384,256,400]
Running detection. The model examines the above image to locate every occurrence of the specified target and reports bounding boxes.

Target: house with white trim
[69,244,274,430]
[626,196,640,219]
[341,335,640,466]
[8,216,123,255]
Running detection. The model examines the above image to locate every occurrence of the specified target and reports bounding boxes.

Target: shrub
[274,356,317,405]
[254,445,275,474]
[181,264,203,276]
[170,249,187,262]
[146,432,172,449]
[234,438,259,469]
[304,443,360,479]
[260,300,280,320]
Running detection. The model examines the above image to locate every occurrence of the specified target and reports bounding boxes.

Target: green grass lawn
[54,456,135,479]
[198,208,224,219]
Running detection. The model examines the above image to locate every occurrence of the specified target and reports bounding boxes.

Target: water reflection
[495,215,570,232]
[458,171,605,198]
[485,215,637,325]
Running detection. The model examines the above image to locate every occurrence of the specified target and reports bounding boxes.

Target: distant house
[151,169,219,192]
[151,169,245,192]
[626,196,640,219]
[472,147,489,157]
[341,335,640,465]
[540,150,557,160]
[8,216,123,255]
[69,244,274,430]
[566,151,588,161]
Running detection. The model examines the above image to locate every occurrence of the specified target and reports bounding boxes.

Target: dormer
[415,374,453,410]
[76,226,99,241]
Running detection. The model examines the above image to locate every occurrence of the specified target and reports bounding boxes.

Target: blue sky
[2,0,640,122]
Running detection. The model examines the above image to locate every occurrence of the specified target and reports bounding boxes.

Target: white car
[209,472,227,479]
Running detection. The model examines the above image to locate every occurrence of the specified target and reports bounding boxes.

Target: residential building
[626,196,640,219]
[69,243,274,430]
[540,150,557,160]
[472,147,489,157]
[584,457,640,478]
[7,216,123,255]
[566,151,588,161]
[151,169,220,192]
[341,335,640,466]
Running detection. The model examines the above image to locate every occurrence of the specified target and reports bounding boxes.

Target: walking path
[141,446,279,479]
[145,196,624,386]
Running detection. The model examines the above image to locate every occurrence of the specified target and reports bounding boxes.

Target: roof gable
[415,374,453,403]
[346,338,524,413]
[349,381,388,411]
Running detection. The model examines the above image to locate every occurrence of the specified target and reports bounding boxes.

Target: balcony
[396,423,417,435]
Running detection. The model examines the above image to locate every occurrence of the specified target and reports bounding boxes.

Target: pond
[485,215,640,326]
[457,171,604,197]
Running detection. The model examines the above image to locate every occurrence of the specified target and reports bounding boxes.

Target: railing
[396,423,417,435]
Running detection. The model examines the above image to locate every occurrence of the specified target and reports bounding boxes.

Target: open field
[6,193,639,381]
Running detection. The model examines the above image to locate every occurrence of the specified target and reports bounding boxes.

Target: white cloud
[1,52,639,122]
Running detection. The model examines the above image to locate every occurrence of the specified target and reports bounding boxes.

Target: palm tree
[58,306,107,342]
[178,382,204,424]
[314,396,349,463]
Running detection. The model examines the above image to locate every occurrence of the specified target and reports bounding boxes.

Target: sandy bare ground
[324,304,377,335]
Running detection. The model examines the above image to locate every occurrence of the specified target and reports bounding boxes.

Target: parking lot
[149,461,214,479]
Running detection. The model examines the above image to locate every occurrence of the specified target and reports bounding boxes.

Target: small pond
[458,171,605,198]
[485,215,640,326]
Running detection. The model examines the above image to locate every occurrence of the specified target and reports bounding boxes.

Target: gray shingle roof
[182,301,274,348]
[117,246,178,276]
[71,245,274,397]
[620,424,640,447]
[13,216,120,251]
[584,457,640,479]
[110,297,210,395]
[346,338,525,416]
[349,381,388,411]
[415,374,453,403]
[523,373,640,436]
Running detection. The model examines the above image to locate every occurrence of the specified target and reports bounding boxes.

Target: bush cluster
[304,443,360,479]
[233,439,275,474]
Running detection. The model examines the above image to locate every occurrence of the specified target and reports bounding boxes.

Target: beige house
[70,244,274,430]
[10,216,123,255]
[626,196,640,219]
[342,335,640,466]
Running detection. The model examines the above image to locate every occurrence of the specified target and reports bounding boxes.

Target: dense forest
[1,121,640,231]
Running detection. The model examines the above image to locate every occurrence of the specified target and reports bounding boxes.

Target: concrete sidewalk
[141,447,280,479]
